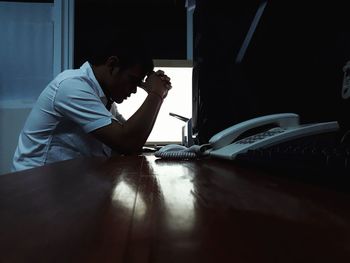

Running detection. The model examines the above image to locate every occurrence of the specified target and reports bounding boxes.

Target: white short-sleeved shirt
[12,62,123,172]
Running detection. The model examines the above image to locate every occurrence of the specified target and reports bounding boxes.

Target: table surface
[1,154,350,263]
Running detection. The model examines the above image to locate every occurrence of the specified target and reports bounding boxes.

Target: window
[117,60,193,145]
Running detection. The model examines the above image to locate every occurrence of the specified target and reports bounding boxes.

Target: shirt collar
[80,61,109,105]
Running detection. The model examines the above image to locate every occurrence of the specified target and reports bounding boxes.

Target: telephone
[154,113,339,160]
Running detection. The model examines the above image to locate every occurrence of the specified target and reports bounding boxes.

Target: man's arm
[91,72,170,154]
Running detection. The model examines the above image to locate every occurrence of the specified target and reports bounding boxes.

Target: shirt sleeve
[54,78,113,133]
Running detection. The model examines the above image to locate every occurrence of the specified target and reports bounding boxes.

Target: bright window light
[116,65,192,145]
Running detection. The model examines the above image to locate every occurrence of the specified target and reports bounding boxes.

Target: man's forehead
[127,64,147,78]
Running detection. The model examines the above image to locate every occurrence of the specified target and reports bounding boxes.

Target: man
[12,37,171,171]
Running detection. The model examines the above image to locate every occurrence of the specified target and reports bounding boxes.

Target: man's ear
[106,56,120,75]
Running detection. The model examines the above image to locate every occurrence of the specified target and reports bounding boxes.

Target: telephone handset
[154,113,339,160]
[206,113,339,160]
[209,113,299,150]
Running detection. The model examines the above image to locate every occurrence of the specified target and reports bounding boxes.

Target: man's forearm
[119,92,164,151]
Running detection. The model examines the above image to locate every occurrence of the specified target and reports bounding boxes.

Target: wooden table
[1,154,350,263]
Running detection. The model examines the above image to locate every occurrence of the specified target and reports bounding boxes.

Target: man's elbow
[110,141,143,155]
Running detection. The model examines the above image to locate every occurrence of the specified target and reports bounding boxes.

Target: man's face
[107,64,146,104]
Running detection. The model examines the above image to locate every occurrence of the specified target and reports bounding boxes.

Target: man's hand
[140,70,172,99]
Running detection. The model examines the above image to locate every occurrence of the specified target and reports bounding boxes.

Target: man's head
[90,34,154,103]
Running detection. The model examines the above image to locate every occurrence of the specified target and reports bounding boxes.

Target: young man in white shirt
[12,37,171,171]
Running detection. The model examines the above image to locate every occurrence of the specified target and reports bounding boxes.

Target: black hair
[88,32,154,74]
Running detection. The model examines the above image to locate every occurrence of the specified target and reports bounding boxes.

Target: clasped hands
[140,70,172,99]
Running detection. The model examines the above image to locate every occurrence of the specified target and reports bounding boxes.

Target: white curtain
[0,1,53,107]
[0,1,54,175]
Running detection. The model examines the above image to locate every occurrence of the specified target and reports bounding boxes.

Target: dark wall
[242,2,350,121]
[74,0,187,67]
[193,1,350,144]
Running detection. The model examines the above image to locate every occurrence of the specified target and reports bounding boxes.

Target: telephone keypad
[237,128,286,144]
